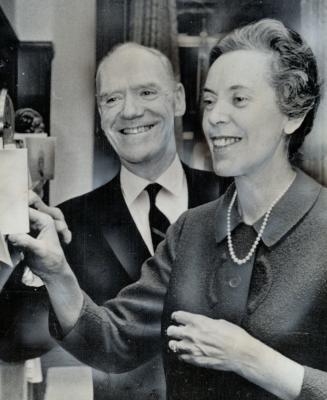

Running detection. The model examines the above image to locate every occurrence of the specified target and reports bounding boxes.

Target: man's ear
[174,83,186,117]
[97,102,105,130]
[97,99,103,118]
[284,114,306,135]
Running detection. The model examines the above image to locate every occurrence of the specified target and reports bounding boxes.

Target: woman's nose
[121,93,143,119]
[208,101,230,125]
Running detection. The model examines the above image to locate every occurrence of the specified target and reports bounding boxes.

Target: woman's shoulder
[302,176,327,231]
[314,184,327,214]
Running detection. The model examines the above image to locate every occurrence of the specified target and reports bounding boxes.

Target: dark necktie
[145,183,170,250]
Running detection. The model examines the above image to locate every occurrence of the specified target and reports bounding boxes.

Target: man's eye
[106,97,118,104]
[140,90,157,98]
[233,96,249,107]
[100,95,121,108]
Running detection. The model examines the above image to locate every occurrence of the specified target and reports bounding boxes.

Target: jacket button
[228,276,241,288]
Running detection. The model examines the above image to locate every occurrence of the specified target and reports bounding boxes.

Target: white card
[0,149,29,234]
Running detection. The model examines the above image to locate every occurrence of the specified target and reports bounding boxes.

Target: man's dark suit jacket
[59,164,227,305]
[0,163,228,399]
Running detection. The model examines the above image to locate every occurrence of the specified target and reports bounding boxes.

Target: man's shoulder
[182,197,221,225]
[58,174,121,218]
[183,163,232,204]
[183,163,215,180]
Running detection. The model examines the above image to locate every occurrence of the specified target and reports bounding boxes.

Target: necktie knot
[145,183,162,205]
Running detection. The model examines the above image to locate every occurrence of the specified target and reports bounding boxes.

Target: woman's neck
[234,162,296,225]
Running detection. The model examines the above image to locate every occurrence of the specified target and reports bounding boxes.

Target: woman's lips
[211,136,242,148]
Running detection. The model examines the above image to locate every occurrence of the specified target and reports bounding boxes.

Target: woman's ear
[174,83,186,117]
[284,114,306,135]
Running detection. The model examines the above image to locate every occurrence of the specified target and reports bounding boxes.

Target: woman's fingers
[167,324,190,340]
[8,232,42,254]
[9,209,58,254]
[168,340,194,355]
[29,190,72,244]
[54,219,72,245]
[9,207,67,281]
[29,207,55,231]
[171,311,195,326]
[167,312,252,373]
[171,310,207,326]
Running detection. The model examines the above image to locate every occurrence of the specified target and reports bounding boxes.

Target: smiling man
[57,43,227,400]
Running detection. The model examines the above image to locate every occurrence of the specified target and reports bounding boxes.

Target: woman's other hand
[167,311,250,373]
[167,311,304,400]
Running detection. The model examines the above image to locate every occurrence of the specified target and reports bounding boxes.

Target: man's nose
[121,93,143,119]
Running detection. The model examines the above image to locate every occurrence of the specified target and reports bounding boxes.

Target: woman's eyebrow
[203,88,217,95]
[229,84,252,92]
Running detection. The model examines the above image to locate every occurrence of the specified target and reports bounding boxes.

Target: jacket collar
[215,169,321,247]
[120,156,186,206]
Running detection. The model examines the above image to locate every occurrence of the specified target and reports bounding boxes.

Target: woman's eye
[202,98,214,108]
[233,96,249,107]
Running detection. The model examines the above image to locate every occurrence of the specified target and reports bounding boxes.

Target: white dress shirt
[120,156,188,255]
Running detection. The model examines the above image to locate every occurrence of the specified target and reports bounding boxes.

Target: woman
[164,18,324,399]
[11,19,326,400]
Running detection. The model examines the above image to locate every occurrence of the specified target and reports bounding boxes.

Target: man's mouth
[211,137,242,148]
[120,124,156,135]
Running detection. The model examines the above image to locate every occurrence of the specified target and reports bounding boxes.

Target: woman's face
[202,49,292,178]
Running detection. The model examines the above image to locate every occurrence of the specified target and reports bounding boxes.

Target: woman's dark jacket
[52,170,327,399]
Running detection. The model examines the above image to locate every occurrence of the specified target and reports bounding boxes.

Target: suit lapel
[99,175,151,281]
[100,165,225,280]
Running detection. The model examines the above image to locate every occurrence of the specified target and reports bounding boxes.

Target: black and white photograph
[0,1,327,399]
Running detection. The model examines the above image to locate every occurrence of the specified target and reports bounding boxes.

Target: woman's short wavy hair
[209,18,321,159]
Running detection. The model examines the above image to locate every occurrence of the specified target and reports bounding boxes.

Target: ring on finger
[171,343,178,353]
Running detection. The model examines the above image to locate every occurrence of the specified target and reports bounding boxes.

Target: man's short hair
[96,42,177,96]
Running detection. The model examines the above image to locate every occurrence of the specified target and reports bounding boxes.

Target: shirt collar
[120,155,185,206]
[215,169,321,247]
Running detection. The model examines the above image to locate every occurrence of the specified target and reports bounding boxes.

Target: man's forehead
[99,50,174,92]
[104,47,165,72]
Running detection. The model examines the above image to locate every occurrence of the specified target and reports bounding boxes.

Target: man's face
[202,50,293,178]
[97,47,185,168]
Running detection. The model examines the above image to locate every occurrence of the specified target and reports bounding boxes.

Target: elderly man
[56,43,227,399]
[0,43,226,399]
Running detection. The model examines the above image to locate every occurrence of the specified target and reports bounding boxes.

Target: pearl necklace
[227,177,295,265]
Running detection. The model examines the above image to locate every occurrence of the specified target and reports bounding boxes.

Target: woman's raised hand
[8,208,68,283]
[29,190,72,245]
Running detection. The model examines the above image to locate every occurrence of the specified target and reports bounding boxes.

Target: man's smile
[120,123,157,135]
